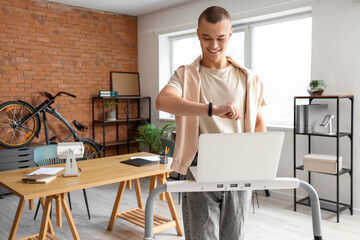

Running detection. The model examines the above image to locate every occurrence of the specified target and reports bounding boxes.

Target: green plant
[104,100,117,112]
[309,80,327,91]
[135,122,176,154]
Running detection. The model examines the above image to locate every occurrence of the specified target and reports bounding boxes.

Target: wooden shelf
[294,95,354,99]
[118,207,176,234]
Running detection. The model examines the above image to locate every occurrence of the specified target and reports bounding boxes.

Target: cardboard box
[303,154,342,174]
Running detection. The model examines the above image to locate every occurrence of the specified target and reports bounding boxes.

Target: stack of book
[98,91,118,97]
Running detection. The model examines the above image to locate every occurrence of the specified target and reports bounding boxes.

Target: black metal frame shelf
[294,132,351,138]
[297,197,351,213]
[92,96,151,157]
[103,140,137,147]
[295,165,351,175]
[293,95,354,223]
[94,118,149,124]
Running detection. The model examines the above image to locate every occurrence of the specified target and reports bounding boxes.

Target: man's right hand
[213,102,241,121]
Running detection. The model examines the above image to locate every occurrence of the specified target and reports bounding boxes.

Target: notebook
[190,132,285,183]
[22,174,57,184]
[121,158,159,167]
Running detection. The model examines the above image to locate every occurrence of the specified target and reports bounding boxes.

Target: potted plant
[104,100,117,121]
[307,80,327,96]
[135,122,176,154]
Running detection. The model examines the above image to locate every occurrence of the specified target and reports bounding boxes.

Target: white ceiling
[46,0,196,16]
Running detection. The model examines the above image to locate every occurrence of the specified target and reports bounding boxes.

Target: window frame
[169,32,198,75]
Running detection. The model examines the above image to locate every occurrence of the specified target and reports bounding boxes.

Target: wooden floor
[0,177,359,240]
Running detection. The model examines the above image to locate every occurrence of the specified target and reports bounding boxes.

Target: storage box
[303,154,342,174]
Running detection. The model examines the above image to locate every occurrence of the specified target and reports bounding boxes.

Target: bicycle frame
[18,99,79,145]
[43,106,80,144]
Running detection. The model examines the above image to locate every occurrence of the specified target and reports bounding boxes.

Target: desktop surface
[0,152,172,200]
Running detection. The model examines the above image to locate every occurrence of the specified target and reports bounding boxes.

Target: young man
[156,6,266,240]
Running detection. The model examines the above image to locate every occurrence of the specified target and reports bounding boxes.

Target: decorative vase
[106,111,116,121]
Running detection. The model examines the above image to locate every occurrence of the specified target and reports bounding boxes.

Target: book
[296,104,306,133]
[22,174,57,184]
[98,91,119,97]
[121,158,159,167]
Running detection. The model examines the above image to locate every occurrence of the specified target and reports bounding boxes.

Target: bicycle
[0,92,102,158]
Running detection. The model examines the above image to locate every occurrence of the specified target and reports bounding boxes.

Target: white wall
[138,0,360,212]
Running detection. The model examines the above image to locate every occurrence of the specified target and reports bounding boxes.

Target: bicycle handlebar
[55,92,76,99]
[43,92,77,100]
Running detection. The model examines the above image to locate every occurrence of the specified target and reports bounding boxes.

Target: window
[171,35,201,73]
[170,31,246,74]
[226,31,246,67]
[160,12,312,127]
[160,35,201,119]
[253,17,312,126]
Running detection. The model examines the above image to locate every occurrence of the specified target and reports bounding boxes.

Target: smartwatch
[208,102,213,117]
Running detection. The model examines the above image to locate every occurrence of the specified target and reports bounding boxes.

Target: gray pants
[182,169,251,240]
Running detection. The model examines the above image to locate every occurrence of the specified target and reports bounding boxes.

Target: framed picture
[110,72,140,96]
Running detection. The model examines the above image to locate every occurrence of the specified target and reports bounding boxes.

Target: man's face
[197,18,232,65]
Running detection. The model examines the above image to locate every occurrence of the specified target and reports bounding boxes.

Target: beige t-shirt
[167,64,246,134]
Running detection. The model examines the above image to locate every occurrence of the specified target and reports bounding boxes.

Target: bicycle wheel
[81,140,101,159]
[0,101,40,148]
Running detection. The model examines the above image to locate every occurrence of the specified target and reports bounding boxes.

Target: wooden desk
[0,152,183,240]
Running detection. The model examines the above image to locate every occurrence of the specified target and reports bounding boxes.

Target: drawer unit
[0,147,36,195]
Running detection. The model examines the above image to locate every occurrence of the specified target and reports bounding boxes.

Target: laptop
[190,132,285,183]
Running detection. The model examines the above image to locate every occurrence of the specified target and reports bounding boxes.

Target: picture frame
[320,114,334,127]
[110,72,140,96]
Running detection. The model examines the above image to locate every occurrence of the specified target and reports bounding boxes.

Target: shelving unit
[293,95,354,222]
[92,96,151,157]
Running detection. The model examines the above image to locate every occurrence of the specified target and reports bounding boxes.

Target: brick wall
[0,0,138,155]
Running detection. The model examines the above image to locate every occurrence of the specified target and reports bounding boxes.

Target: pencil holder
[159,152,167,164]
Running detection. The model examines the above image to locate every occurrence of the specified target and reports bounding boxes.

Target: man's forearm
[255,121,267,132]
[156,87,242,120]
[156,95,208,116]
[254,109,267,132]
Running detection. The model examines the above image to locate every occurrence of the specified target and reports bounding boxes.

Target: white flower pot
[106,111,116,121]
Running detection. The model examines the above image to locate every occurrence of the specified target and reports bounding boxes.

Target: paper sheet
[27,167,64,176]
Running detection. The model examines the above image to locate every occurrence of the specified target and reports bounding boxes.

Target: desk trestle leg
[108,176,183,237]
[61,193,80,240]
[107,181,126,231]
[9,198,25,240]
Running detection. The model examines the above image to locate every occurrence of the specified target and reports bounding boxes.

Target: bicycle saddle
[73,120,88,132]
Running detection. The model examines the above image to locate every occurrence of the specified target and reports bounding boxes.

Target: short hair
[198,6,231,26]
